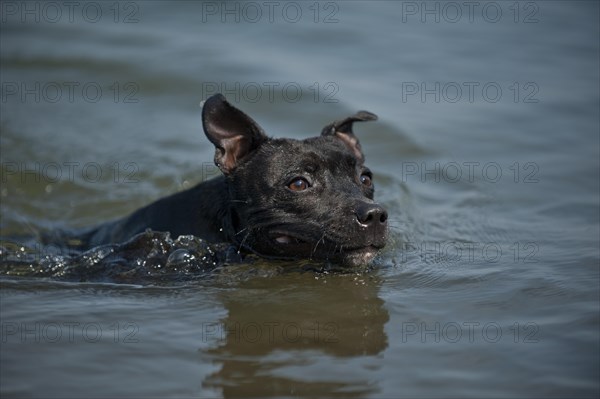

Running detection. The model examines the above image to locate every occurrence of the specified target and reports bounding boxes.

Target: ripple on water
[1,230,384,287]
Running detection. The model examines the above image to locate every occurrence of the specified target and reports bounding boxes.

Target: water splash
[0,230,235,284]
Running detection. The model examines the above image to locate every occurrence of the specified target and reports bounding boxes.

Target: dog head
[202,93,387,266]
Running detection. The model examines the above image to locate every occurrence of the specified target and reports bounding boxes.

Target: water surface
[1,1,598,397]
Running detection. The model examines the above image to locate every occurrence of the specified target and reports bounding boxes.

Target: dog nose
[356,203,388,226]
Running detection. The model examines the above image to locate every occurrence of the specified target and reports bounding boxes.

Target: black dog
[84,94,387,266]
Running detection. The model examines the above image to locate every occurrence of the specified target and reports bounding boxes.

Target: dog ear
[202,93,268,174]
[321,111,377,162]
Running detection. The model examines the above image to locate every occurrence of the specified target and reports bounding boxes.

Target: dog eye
[360,173,372,187]
[288,177,310,191]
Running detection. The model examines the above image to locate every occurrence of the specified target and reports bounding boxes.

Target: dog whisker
[236,230,251,253]
[234,227,248,236]
[311,232,327,258]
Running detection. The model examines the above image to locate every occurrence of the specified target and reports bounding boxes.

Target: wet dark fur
[83,94,388,266]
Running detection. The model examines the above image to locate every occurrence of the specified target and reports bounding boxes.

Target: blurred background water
[1,1,598,398]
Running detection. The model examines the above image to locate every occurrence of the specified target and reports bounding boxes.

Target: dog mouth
[267,230,384,266]
[268,230,313,248]
[273,234,307,245]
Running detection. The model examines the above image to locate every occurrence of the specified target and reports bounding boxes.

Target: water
[1,1,599,397]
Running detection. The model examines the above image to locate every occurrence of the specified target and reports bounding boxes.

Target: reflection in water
[202,271,389,397]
